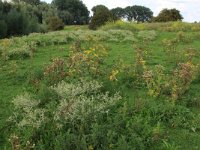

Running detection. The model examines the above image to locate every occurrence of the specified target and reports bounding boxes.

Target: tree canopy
[110,5,153,22]
[153,8,183,22]
[12,0,41,5]
[124,5,153,22]
[110,7,125,19]
[52,0,89,25]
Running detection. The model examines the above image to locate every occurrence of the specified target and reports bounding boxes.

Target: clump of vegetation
[46,16,64,31]
[153,8,183,22]
[0,38,36,60]
[44,58,68,85]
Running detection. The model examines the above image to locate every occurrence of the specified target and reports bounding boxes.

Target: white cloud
[43,0,200,22]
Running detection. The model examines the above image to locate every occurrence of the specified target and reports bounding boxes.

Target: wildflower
[2,39,10,48]
[94,53,98,57]
[109,70,119,81]
[85,50,92,54]
[88,145,94,150]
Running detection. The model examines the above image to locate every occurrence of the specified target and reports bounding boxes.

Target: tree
[124,5,153,22]
[20,2,58,24]
[52,0,89,25]
[124,6,134,21]
[153,8,183,22]
[110,7,125,20]
[89,5,113,30]
[91,5,109,15]
[0,0,44,38]
[12,0,41,5]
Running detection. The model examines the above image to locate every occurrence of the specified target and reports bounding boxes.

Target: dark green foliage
[0,1,42,38]
[12,0,41,5]
[21,0,41,5]
[124,5,153,22]
[6,8,39,35]
[0,20,7,38]
[89,5,113,30]
[57,10,73,25]
[110,5,153,22]
[52,0,89,25]
[6,9,28,35]
[1,1,12,14]
[46,16,64,31]
[153,8,183,22]
[110,7,125,19]
[19,2,58,24]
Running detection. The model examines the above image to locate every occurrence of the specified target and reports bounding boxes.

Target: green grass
[0,25,200,149]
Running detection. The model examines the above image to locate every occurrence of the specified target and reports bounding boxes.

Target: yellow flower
[109,70,119,81]
[88,145,94,150]
[94,53,98,57]
[148,89,154,96]
[140,60,146,65]
[2,39,10,48]
[85,50,92,55]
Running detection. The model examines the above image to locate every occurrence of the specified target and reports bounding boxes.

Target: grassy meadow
[1,21,200,149]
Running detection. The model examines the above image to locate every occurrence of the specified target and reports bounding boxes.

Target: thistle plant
[170,61,195,101]
[44,58,68,85]
[133,43,148,81]
[143,65,166,97]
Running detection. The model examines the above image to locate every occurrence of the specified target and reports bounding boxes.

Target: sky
[44,0,199,22]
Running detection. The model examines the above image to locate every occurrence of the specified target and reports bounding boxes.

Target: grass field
[1,23,200,149]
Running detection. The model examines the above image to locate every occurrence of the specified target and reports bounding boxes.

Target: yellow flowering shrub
[68,40,108,78]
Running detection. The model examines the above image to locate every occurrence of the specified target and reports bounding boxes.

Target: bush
[1,45,32,60]
[46,16,64,31]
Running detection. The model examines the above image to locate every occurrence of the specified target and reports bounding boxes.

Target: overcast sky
[44,0,199,22]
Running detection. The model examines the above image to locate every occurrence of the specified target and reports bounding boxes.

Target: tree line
[0,0,183,38]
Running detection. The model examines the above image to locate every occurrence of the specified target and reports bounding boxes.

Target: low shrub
[4,46,31,60]
[46,16,64,31]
